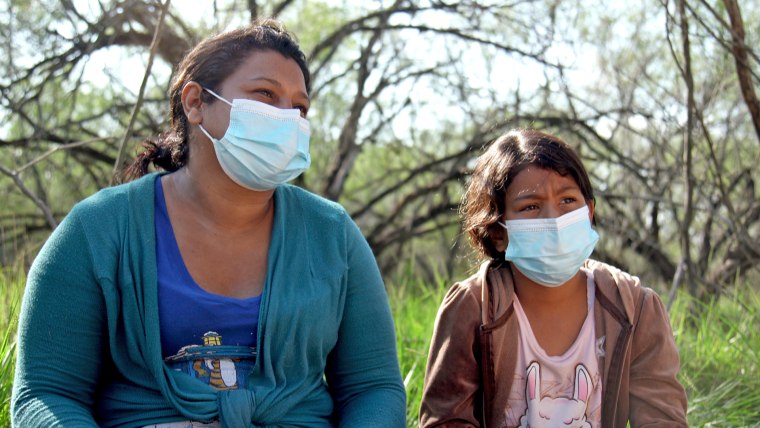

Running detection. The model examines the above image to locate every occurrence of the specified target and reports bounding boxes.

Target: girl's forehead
[506,166,580,196]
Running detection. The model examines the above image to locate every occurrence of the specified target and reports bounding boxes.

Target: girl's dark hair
[461,129,595,259]
[121,18,310,182]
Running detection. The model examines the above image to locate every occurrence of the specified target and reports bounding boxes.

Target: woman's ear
[181,81,204,125]
[587,199,595,224]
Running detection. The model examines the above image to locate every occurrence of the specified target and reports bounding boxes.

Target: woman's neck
[165,161,275,233]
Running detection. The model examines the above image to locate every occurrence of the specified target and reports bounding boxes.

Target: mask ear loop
[198,124,217,143]
[203,87,233,107]
[197,87,233,142]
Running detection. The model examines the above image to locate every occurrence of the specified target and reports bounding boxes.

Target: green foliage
[671,289,760,426]
[388,273,449,427]
[390,277,760,427]
[281,1,355,53]
[1,268,759,426]
[0,269,21,428]
[3,0,759,291]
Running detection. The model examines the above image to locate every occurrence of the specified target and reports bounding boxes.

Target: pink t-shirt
[500,269,603,428]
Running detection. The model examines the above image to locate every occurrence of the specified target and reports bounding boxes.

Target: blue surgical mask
[198,88,311,191]
[499,205,598,287]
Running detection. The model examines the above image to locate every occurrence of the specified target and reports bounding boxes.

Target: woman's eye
[561,197,577,204]
[520,204,539,212]
[254,89,274,98]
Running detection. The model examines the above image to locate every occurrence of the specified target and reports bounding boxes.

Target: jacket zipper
[595,287,633,426]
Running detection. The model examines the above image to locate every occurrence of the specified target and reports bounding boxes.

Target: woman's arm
[628,288,688,426]
[11,206,106,427]
[419,282,483,428]
[324,215,406,428]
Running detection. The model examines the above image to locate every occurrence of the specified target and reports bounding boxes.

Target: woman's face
[502,166,593,221]
[201,49,310,139]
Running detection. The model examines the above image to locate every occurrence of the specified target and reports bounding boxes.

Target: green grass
[670,289,760,426]
[2,270,759,427]
[0,269,21,428]
[389,276,449,427]
[391,279,760,427]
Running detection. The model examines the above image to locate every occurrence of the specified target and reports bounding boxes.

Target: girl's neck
[512,266,588,310]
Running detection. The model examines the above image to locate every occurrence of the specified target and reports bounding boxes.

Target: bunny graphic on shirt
[518,362,592,428]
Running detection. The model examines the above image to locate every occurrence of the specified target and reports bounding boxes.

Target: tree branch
[110,0,171,184]
[722,0,760,144]
[0,164,58,230]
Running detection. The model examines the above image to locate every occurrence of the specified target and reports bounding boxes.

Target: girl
[419,129,687,427]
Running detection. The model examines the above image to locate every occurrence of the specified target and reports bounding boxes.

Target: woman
[12,20,406,427]
[419,129,687,427]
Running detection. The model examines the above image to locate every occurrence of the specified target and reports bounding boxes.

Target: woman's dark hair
[461,129,595,260]
[121,18,310,182]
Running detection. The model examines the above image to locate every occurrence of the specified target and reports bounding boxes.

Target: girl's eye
[520,204,539,212]
[561,197,577,204]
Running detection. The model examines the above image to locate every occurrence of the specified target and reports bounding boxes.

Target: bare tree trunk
[248,0,258,20]
[723,0,760,145]
[678,0,697,297]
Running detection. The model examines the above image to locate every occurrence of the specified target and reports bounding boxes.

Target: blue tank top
[155,176,260,390]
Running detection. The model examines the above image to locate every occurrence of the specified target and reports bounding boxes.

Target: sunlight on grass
[388,274,449,428]
[2,268,759,427]
[391,277,760,427]
[670,289,760,427]
[0,269,22,428]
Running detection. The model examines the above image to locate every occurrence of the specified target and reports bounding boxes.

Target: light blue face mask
[198,88,311,191]
[499,205,599,287]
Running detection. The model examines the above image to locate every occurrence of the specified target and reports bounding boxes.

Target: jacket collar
[476,258,640,325]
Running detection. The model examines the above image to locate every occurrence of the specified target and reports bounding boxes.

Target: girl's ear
[587,199,595,223]
[491,222,508,252]
[182,81,205,125]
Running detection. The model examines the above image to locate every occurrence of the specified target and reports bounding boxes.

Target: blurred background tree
[0,0,757,301]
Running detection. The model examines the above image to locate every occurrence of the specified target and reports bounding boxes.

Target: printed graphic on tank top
[155,177,261,392]
[502,268,602,428]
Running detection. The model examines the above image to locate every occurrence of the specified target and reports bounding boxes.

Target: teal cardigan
[12,173,406,427]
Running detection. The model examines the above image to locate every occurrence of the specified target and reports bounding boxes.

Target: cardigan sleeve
[419,281,482,428]
[11,205,105,427]
[628,288,688,426]
[324,214,406,428]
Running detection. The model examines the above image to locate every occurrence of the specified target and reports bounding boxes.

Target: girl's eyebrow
[512,192,539,202]
[557,184,582,194]
[511,184,579,202]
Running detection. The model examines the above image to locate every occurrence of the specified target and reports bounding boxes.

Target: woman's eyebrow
[247,76,309,101]
[248,76,281,85]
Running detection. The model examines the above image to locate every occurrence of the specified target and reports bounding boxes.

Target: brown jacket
[420,259,688,427]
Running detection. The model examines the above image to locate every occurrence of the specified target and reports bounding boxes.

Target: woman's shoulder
[277,184,350,222]
[72,173,157,216]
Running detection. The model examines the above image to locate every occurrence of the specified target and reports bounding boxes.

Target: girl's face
[492,165,594,253]
[503,166,593,221]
